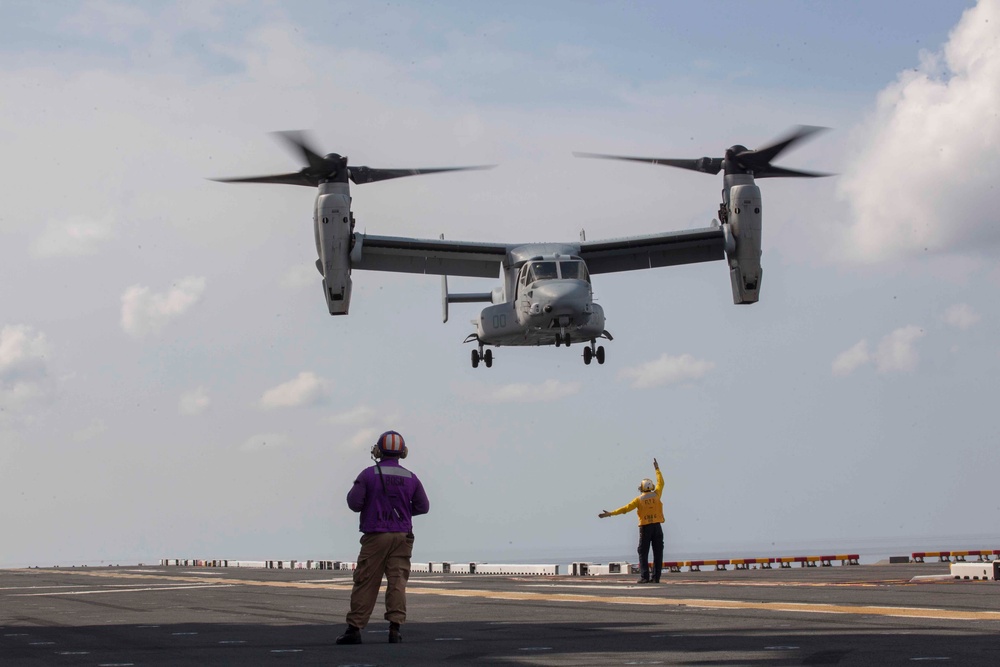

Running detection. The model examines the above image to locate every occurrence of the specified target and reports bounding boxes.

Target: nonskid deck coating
[2,563,999,666]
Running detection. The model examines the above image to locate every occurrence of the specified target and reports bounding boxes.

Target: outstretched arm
[653,458,664,496]
[598,497,639,519]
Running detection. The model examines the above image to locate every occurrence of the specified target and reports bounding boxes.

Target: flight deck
[2,563,999,666]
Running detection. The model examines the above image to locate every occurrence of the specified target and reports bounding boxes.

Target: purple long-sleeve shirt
[347,458,430,534]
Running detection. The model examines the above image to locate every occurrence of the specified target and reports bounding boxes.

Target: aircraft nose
[534,281,589,315]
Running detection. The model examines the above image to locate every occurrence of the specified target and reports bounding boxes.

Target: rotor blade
[740,125,828,166]
[271,130,328,170]
[574,152,722,175]
[210,172,319,187]
[349,165,495,185]
[752,165,832,179]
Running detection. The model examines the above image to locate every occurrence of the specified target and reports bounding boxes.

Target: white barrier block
[411,563,431,573]
[951,562,999,580]
[585,562,630,576]
[473,564,559,575]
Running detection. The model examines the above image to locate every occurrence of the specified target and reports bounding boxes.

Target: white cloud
[874,325,925,374]
[179,386,210,416]
[0,324,55,415]
[240,432,290,452]
[942,303,981,330]
[73,418,107,442]
[280,262,319,289]
[31,215,114,258]
[473,379,581,404]
[259,371,328,409]
[617,353,714,389]
[60,0,151,42]
[348,427,381,450]
[838,0,1000,262]
[832,340,871,377]
[833,326,926,376]
[328,405,378,426]
[120,276,206,337]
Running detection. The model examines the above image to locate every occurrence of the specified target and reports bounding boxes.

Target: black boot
[388,622,402,643]
[335,625,362,645]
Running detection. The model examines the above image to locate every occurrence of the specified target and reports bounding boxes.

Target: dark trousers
[637,523,664,582]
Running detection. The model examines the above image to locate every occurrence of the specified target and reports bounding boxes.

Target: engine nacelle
[726,183,762,304]
[315,182,354,315]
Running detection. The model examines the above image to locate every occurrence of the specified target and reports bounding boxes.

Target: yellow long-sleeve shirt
[607,468,664,526]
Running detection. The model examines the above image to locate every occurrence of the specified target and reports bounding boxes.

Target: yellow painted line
[26,569,1000,623]
[11,584,234,597]
[404,587,1000,622]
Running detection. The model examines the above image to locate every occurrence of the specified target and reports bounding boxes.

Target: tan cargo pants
[346,532,414,628]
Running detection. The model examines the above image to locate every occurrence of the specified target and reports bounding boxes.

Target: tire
[484,349,493,368]
[471,349,480,368]
[583,347,593,365]
[596,346,606,364]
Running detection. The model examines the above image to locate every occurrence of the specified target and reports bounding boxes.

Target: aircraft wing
[579,226,725,274]
[351,233,509,278]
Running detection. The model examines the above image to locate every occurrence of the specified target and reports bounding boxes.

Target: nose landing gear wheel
[471,349,480,368]
[583,346,593,365]
[484,349,493,368]
[555,334,562,347]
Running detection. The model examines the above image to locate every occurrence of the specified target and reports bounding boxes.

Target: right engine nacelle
[315,183,354,315]
[726,183,762,305]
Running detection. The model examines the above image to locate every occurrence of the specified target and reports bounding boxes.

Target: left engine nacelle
[315,183,354,315]
[726,183,762,305]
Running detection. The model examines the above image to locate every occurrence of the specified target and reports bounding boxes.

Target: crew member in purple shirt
[336,430,430,645]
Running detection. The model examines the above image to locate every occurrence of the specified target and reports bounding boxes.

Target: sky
[1,0,997,568]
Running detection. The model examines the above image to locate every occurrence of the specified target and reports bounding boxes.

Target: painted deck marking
[45,569,1000,623]
[11,584,233,597]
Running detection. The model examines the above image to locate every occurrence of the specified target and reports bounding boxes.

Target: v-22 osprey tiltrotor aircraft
[215,127,827,368]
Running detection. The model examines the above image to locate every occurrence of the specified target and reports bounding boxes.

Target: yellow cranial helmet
[638,478,655,493]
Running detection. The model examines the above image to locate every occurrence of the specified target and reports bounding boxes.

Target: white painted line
[57,652,90,655]
[911,659,951,662]
[523,583,636,590]
[270,649,303,653]
[519,647,553,651]
[29,642,55,645]
[123,570,167,573]
[11,584,234,597]
[434,637,464,641]
[0,585,88,591]
[98,663,135,666]
[219,640,246,644]
[136,625,160,628]
[3,633,29,636]
[172,632,198,636]
[765,646,799,650]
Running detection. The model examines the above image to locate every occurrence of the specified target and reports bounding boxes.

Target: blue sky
[1,0,997,568]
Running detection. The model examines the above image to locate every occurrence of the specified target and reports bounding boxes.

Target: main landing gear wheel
[583,341,606,366]
[471,347,493,369]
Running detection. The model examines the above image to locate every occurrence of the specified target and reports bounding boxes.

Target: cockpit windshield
[522,260,591,284]
[559,260,590,282]
[526,261,558,283]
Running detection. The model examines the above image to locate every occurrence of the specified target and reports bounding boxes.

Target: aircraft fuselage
[474,248,606,347]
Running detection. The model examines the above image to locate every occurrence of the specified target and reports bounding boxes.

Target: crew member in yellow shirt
[599,458,664,583]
